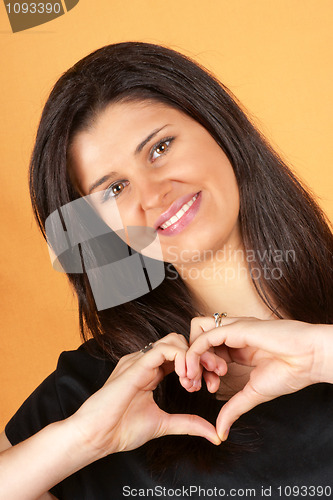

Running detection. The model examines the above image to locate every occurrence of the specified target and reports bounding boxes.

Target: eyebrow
[134,125,169,154]
[88,125,169,194]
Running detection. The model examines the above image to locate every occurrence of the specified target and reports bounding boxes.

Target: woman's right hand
[69,332,221,461]
[0,332,223,500]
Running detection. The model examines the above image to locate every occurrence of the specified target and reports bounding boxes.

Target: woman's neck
[174,239,282,320]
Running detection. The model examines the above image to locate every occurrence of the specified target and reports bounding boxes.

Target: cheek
[223,170,240,214]
[203,152,239,210]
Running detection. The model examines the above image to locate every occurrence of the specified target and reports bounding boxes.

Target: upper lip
[153,191,199,230]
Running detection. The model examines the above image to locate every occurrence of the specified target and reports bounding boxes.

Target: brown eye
[150,137,174,161]
[156,142,168,154]
[102,180,129,203]
[112,183,124,195]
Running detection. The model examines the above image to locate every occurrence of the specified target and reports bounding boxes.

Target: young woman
[0,42,332,500]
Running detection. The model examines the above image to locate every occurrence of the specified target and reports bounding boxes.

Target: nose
[135,173,172,212]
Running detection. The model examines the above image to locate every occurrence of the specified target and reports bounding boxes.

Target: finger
[111,332,189,380]
[159,332,189,349]
[161,412,221,445]
[187,330,225,380]
[215,318,302,356]
[179,376,201,392]
[109,343,188,397]
[187,316,240,379]
[133,342,190,389]
[200,351,228,376]
[155,333,189,378]
[187,321,256,379]
[189,316,238,344]
[190,316,215,344]
[173,347,187,379]
[226,346,270,366]
[203,370,221,393]
[110,350,144,378]
[212,344,234,364]
[181,349,226,392]
[216,381,271,441]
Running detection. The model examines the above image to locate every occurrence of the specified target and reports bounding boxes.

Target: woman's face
[69,100,241,266]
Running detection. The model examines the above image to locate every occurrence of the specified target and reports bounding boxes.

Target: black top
[5,340,333,500]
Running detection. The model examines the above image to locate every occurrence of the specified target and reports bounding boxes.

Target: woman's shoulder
[5,339,116,448]
[54,338,116,415]
[58,337,115,373]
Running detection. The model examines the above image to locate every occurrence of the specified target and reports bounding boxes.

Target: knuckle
[176,333,188,344]
[187,413,199,426]
[153,340,166,351]
[165,332,188,346]
[118,353,132,364]
[162,332,178,342]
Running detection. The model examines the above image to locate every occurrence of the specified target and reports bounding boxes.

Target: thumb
[162,412,221,446]
[216,383,271,441]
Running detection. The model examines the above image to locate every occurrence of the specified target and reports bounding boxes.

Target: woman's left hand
[185,316,329,441]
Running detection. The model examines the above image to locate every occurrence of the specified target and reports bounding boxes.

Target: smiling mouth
[159,193,199,229]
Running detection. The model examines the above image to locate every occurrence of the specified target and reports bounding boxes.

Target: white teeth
[160,193,198,229]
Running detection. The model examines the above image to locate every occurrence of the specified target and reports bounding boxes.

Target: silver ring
[141,342,153,354]
[213,312,227,328]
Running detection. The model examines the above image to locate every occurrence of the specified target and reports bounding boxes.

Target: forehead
[72,100,190,150]
[68,100,196,189]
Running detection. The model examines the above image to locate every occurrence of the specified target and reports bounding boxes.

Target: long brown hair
[29,42,333,470]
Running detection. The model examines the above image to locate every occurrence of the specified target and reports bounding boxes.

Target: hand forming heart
[185,315,322,441]
[69,317,324,460]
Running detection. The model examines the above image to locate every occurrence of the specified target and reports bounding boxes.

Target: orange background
[1,0,332,430]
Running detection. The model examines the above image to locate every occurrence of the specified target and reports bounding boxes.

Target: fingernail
[192,379,201,389]
[222,428,230,441]
[187,378,194,388]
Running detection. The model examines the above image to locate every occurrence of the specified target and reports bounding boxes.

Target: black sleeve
[5,371,63,447]
[4,340,114,498]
